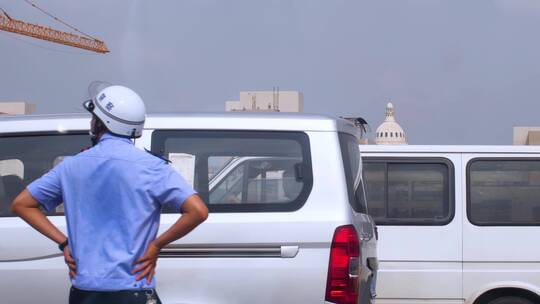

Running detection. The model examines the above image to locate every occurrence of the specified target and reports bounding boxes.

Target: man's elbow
[182,195,209,224]
[196,203,209,223]
[10,197,23,215]
[10,190,39,216]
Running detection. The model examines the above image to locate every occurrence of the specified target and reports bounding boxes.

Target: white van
[0,112,377,304]
[359,145,540,304]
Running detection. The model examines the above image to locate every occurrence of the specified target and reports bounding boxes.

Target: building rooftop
[0,101,36,115]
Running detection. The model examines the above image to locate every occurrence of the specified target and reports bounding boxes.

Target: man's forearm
[153,213,204,248]
[153,195,209,249]
[15,207,66,244]
[11,190,67,245]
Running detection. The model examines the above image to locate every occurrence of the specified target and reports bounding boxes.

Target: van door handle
[159,245,299,258]
[280,245,299,258]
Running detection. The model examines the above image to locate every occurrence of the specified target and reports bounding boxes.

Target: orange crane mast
[0,8,108,54]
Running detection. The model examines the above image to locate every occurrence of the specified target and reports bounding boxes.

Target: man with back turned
[11,83,208,304]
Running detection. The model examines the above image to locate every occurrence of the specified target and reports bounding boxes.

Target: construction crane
[0,1,108,54]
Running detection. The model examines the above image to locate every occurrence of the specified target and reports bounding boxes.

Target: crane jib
[0,12,108,54]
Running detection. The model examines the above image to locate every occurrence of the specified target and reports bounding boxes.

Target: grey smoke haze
[1,0,539,144]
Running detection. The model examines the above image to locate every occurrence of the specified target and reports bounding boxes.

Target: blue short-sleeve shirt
[27,133,196,291]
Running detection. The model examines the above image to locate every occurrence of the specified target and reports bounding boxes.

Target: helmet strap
[130,129,137,145]
[90,115,107,146]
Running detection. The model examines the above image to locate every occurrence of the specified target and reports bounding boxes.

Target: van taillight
[325,225,360,304]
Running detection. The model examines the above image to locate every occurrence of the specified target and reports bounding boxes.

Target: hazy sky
[1,0,539,144]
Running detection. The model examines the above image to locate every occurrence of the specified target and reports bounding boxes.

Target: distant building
[0,102,36,115]
[226,89,303,112]
[375,102,407,145]
[513,127,540,145]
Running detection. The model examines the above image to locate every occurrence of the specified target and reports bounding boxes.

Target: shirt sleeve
[26,165,63,212]
[154,165,197,211]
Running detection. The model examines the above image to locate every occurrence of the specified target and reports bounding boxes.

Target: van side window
[338,133,368,213]
[363,159,453,225]
[0,134,90,217]
[468,159,540,226]
[209,160,246,204]
[152,130,313,213]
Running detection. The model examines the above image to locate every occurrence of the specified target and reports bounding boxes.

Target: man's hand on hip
[131,195,208,284]
[63,245,77,278]
[132,242,160,284]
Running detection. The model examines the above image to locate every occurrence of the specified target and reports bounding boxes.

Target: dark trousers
[69,286,162,304]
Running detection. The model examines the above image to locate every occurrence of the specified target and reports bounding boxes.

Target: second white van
[360,145,540,304]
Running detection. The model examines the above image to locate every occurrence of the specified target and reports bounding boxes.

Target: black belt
[69,286,162,304]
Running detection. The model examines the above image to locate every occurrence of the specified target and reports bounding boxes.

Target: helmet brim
[82,99,94,113]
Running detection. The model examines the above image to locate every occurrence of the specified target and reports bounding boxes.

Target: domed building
[375,102,407,145]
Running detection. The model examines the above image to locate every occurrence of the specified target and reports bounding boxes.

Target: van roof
[0,112,360,136]
[359,144,540,154]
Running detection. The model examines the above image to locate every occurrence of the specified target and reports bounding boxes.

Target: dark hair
[92,114,108,135]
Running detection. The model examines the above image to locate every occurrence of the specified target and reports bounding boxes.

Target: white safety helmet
[83,84,146,138]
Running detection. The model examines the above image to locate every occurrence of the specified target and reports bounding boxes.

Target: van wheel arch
[473,288,540,304]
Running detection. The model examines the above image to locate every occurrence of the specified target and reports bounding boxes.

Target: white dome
[375,102,407,145]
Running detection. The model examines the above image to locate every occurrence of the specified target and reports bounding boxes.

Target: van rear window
[363,158,454,225]
[151,130,313,213]
[0,133,90,217]
[468,159,540,226]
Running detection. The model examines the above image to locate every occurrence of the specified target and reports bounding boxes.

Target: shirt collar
[98,132,133,144]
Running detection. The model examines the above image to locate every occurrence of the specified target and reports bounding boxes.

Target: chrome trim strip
[0,246,301,262]
[280,245,299,258]
[159,245,299,258]
[0,253,63,263]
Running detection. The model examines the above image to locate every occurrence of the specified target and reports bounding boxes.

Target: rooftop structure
[226,89,303,112]
[0,102,36,115]
[513,127,540,145]
[374,102,407,145]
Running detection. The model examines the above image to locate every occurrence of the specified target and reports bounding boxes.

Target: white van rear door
[363,154,463,302]
[462,154,540,300]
